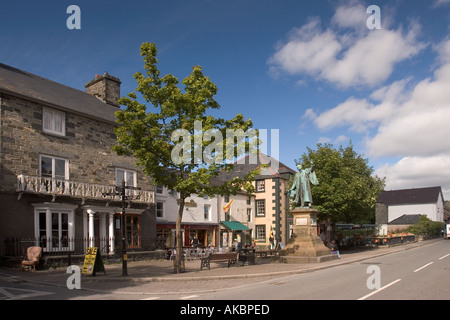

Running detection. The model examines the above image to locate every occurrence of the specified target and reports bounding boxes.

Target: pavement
[0,238,444,295]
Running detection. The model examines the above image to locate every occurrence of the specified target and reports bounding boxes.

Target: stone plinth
[280,207,338,263]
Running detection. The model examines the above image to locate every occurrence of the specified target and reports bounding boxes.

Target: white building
[155,186,255,249]
[155,186,219,248]
[218,192,256,249]
[376,186,445,235]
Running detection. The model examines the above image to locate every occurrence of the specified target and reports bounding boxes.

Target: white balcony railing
[16,175,154,204]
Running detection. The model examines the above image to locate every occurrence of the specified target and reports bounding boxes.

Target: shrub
[407,216,444,237]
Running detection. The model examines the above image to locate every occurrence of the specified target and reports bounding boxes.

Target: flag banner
[223,198,234,212]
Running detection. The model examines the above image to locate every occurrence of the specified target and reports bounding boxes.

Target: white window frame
[247,208,252,222]
[256,225,266,241]
[33,203,77,252]
[156,185,164,194]
[256,180,265,192]
[204,204,211,221]
[39,154,69,180]
[156,201,164,218]
[256,199,265,217]
[43,108,65,136]
[115,168,137,187]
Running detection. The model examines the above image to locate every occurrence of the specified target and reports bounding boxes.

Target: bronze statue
[289,161,319,208]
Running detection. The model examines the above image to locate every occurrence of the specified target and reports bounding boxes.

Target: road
[0,239,448,301]
[189,238,450,300]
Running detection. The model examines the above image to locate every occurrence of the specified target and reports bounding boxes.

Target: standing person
[320,231,327,247]
[191,235,199,249]
[235,233,241,253]
[269,231,274,250]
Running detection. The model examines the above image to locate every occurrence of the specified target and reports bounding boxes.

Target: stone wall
[375,202,388,224]
[0,93,152,192]
[85,73,121,107]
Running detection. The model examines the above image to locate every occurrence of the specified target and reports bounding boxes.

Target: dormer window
[43,108,65,136]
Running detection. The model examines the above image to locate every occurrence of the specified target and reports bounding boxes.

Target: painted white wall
[155,187,218,225]
[388,203,435,222]
[155,187,179,223]
[183,195,218,224]
[388,195,444,223]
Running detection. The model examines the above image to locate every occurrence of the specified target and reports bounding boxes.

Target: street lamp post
[103,180,141,277]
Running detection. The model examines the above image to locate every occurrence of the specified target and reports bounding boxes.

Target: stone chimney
[85,72,121,107]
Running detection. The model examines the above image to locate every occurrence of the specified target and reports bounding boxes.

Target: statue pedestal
[280,208,338,263]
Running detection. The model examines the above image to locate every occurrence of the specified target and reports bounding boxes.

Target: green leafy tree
[113,43,259,273]
[297,143,385,224]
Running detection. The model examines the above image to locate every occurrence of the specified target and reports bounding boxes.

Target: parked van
[446,224,450,239]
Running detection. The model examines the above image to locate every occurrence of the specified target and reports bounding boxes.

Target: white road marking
[414,262,434,273]
[357,279,402,300]
[180,295,199,300]
[439,254,450,260]
[0,286,54,300]
[140,296,160,300]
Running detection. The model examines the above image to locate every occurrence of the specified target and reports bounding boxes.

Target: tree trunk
[174,192,186,274]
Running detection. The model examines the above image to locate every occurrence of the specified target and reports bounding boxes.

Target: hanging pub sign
[82,247,105,276]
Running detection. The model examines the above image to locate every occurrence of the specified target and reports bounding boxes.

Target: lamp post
[103,180,141,276]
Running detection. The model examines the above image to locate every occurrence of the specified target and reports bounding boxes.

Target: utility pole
[103,180,141,276]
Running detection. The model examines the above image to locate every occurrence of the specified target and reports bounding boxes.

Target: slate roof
[388,214,422,225]
[216,153,296,182]
[0,63,118,123]
[377,186,443,205]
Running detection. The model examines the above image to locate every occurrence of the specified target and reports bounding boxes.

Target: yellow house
[218,154,295,250]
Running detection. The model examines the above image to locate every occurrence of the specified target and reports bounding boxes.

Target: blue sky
[2,0,450,198]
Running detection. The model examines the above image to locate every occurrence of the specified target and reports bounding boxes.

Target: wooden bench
[200,253,237,270]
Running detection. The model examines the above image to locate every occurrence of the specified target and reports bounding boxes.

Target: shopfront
[219,221,252,250]
[156,222,219,248]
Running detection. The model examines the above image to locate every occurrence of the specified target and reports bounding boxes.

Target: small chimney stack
[85,72,121,107]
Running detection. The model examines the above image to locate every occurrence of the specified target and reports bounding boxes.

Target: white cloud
[269,18,342,77]
[268,3,424,88]
[313,97,374,132]
[310,39,450,159]
[375,154,450,199]
[433,0,450,7]
[331,2,367,30]
[334,135,350,145]
[310,39,450,198]
[279,1,450,198]
[366,41,450,158]
[311,77,408,132]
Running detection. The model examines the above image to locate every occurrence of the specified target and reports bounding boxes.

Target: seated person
[329,240,341,259]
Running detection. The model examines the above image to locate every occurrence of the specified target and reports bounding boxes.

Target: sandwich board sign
[82,247,105,276]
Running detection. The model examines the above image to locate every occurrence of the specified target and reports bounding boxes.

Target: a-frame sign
[81,247,105,276]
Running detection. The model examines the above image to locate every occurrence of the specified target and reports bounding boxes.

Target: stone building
[0,64,155,256]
